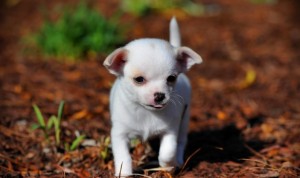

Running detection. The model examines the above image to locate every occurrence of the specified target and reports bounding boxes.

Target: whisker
[175,97,183,106]
[170,92,184,106]
[169,99,177,107]
[174,93,184,102]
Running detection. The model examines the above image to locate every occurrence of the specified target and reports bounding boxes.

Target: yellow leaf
[238,69,256,89]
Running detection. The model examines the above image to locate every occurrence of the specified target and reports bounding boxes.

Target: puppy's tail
[170,17,181,48]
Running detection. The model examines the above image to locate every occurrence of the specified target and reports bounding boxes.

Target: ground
[0,0,299,177]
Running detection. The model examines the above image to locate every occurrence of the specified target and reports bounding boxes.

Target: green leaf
[182,1,205,16]
[250,0,277,4]
[104,136,111,146]
[130,137,141,148]
[25,2,125,60]
[52,116,61,145]
[32,104,46,128]
[100,147,108,160]
[57,100,65,121]
[53,116,60,131]
[31,123,41,130]
[121,0,151,16]
[55,129,61,146]
[70,135,86,151]
[47,115,56,130]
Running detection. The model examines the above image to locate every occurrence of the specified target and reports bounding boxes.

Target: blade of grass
[52,116,60,145]
[70,135,86,151]
[47,115,56,130]
[57,100,65,122]
[32,104,46,128]
[31,123,41,130]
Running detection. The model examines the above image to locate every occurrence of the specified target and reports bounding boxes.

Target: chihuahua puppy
[103,17,202,176]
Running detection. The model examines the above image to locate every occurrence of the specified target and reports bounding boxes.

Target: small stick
[179,148,201,175]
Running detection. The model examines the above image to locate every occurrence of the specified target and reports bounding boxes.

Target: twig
[129,174,152,178]
[240,158,268,166]
[179,148,201,175]
[244,144,266,160]
[118,162,123,178]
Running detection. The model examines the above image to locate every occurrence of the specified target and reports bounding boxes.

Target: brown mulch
[0,0,299,177]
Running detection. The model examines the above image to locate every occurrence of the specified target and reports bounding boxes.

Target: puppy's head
[104,39,202,110]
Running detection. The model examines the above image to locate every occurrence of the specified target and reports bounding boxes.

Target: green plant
[32,101,87,152]
[32,101,85,151]
[27,2,124,60]
[99,136,111,160]
[121,0,151,16]
[121,0,205,17]
[32,104,48,138]
[64,134,86,152]
[32,101,65,145]
[249,0,277,4]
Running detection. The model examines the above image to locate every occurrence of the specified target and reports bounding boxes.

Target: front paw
[158,154,178,168]
[114,166,132,177]
[114,172,132,177]
[114,157,133,177]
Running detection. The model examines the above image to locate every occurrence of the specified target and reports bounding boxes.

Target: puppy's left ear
[176,47,203,72]
[103,48,128,76]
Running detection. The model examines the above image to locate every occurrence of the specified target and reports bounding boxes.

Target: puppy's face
[104,39,202,110]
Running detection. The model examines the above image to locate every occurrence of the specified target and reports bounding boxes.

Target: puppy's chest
[129,108,181,140]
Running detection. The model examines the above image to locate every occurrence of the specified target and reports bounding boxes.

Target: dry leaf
[70,109,89,120]
[217,111,227,120]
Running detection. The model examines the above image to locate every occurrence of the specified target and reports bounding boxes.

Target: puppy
[103,17,202,176]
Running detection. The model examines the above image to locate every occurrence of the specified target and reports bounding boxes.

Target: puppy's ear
[103,48,128,76]
[176,47,203,72]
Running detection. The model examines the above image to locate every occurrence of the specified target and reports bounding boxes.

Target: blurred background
[0,0,299,177]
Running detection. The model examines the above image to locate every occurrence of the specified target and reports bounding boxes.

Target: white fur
[103,18,202,176]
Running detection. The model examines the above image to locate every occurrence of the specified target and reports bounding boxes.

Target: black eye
[134,76,146,84]
[167,75,177,84]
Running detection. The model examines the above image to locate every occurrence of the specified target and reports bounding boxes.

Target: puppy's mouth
[146,104,167,109]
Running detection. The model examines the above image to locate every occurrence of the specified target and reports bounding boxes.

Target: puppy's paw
[114,170,132,177]
[158,154,178,168]
[114,158,133,177]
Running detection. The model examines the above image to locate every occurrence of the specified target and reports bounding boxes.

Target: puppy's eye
[167,75,177,84]
[134,76,146,84]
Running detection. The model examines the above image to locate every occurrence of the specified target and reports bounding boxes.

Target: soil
[1,0,300,177]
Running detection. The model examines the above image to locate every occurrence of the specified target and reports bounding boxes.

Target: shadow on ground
[184,124,267,170]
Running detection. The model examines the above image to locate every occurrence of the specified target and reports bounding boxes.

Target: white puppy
[103,17,202,176]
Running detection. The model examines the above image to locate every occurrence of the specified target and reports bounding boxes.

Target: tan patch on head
[129,66,146,86]
[131,67,143,77]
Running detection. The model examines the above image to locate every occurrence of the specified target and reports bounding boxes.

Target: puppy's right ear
[103,48,128,76]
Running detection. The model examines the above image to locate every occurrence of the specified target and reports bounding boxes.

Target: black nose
[154,92,165,103]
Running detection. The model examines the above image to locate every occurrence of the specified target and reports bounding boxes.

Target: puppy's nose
[154,92,165,103]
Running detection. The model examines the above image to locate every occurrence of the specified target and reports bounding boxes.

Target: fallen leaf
[25,152,35,159]
[70,109,89,120]
[217,111,227,120]
[238,69,256,89]
[261,123,273,134]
